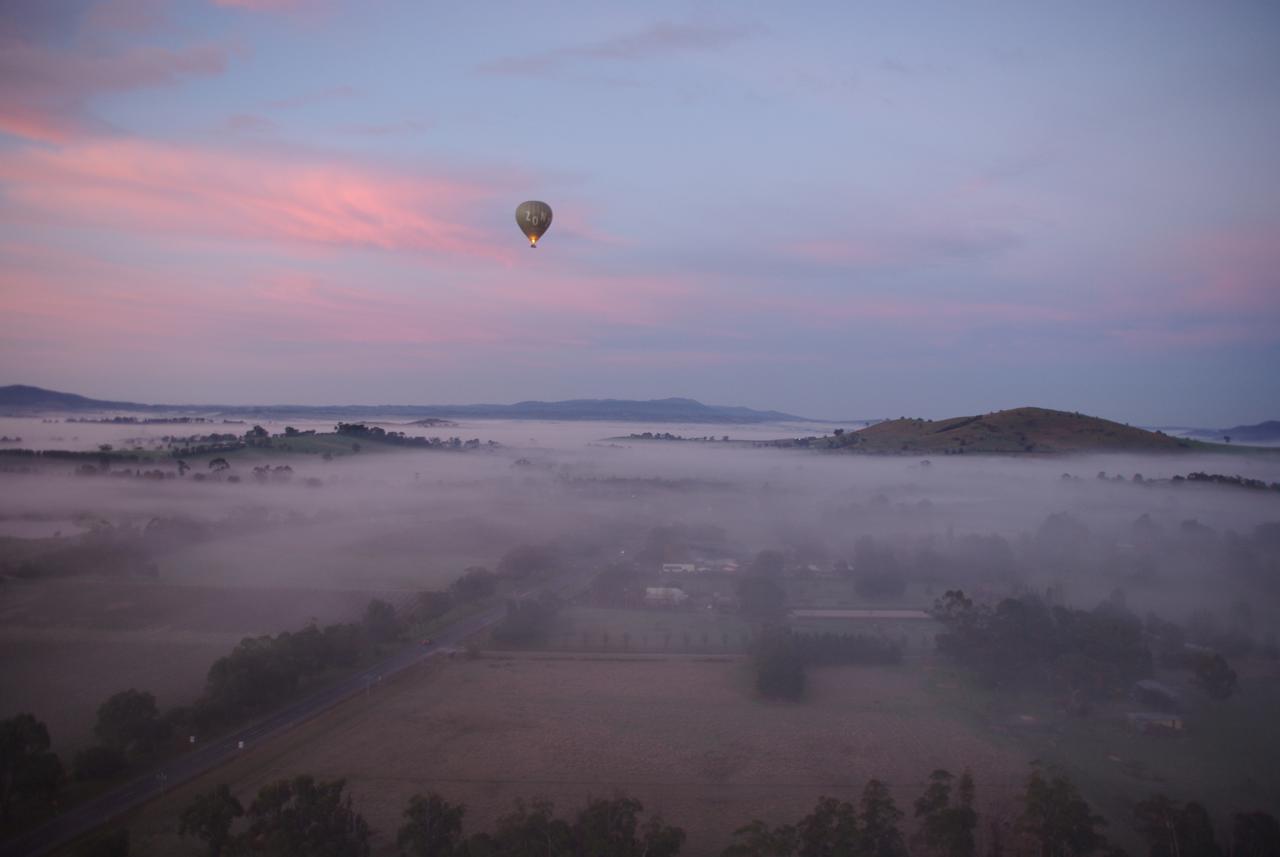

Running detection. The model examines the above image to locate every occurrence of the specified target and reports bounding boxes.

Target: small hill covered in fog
[835,407,1190,454]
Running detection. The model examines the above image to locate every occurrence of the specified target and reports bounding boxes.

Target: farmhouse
[1126,711,1184,735]
[644,587,690,607]
[660,562,696,575]
[1133,679,1182,711]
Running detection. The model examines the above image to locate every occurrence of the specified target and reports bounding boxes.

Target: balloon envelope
[515,200,553,247]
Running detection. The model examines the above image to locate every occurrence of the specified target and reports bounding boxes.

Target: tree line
[932,590,1241,704]
[114,764,1280,857]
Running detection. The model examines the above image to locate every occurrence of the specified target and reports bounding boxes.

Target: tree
[1232,811,1280,857]
[914,769,977,857]
[209,458,230,472]
[572,795,685,857]
[721,818,797,856]
[240,775,370,857]
[859,779,908,857]
[397,792,465,857]
[1019,768,1106,857]
[1175,802,1222,857]
[795,795,859,856]
[1194,654,1238,700]
[1134,797,1221,857]
[750,628,806,700]
[180,784,244,857]
[0,713,63,823]
[95,689,162,755]
[363,599,399,644]
[468,799,574,856]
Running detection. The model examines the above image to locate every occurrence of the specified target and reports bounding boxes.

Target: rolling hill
[824,407,1192,454]
[0,385,808,424]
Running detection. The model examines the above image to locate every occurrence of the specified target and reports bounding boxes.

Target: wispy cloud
[0,35,231,142]
[478,21,756,76]
[0,138,508,260]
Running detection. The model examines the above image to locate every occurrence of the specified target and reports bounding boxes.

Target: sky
[1,0,1278,425]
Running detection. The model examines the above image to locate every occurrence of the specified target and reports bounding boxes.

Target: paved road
[0,602,513,857]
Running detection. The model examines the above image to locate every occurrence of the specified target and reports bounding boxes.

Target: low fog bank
[2,417,1277,616]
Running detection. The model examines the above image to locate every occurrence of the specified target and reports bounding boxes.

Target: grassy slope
[838,407,1190,455]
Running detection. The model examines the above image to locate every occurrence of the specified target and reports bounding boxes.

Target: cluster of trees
[0,714,63,829]
[165,765,1280,857]
[626,431,731,441]
[934,589,1249,703]
[72,689,166,783]
[175,782,682,857]
[1,524,158,580]
[1173,472,1280,493]
[932,590,1153,698]
[491,593,562,647]
[750,628,903,700]
[195,619,374,722]
[1142,615,1240,700]
[334,422,491,450]
[178,776,370,857]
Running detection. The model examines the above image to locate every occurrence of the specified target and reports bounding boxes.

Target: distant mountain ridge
[0,385,808,424]
[1172,421,1280,444]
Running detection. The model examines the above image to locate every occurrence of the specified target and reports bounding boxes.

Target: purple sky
[2,0,1278,424]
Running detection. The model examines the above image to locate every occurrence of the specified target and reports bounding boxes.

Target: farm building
[644,587,690,607]
[1133,679,1182,711]
[660,563,696,575]
[1126,711,1184,735]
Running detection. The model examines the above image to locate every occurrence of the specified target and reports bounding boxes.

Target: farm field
[107,655,1030,857]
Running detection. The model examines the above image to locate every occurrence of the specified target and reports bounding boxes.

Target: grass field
[106,655,1030,857]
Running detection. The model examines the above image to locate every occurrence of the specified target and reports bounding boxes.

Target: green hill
[828,407,1191,454]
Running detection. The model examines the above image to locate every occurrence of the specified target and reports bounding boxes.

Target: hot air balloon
[515,200,553,248]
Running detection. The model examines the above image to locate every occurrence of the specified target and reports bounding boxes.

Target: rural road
[0,588,550,857]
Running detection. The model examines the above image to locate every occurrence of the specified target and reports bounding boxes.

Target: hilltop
[814,407,1191,454]
[0,385,808,424]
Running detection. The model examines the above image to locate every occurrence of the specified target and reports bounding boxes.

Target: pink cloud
[1178,227,1280,314]
[0,138,509,261]
[0,34,230,143]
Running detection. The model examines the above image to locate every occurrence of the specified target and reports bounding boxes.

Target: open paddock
[112,655,1030,857]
